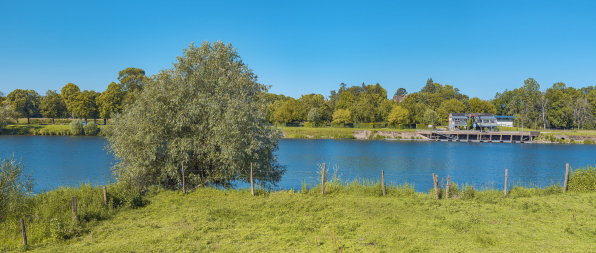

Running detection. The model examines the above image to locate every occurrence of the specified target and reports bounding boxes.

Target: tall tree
[6,89,40,124]
[422,78,435,93]
[106,41,284,188]
[96,82,124,124]
[469,98,497,114]
[394,88,407,96]
[118,67,147,106]
[39,90,67,124]
[332,109,352,124]
[71,90,94,121]
[438,99,467,124]
[60,83,81,119]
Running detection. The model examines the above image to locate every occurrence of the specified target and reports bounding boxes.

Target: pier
[417,130,540,143]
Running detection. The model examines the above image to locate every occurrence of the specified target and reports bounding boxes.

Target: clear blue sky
[1,0,595,100]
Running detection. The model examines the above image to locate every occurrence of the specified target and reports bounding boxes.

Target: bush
[84,123,99,136]
[568,166,596,192]
[0,155,35,219]
[288,134,308,139]
[312,134,321,139]
[584,140,594,144]
[70,120,84,135]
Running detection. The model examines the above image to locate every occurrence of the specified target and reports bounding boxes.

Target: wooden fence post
[382,170,386,197]
[103,186,107,206]
[446,175,450,199]
[432,173,439,199]
[504,169,508,196]
[72,196,78,222]
[128,176,131,188]
[251,162,255,196]
[564,163,569,193]
[182,161,185,194]
[322,163,326,195]
[136,177,139,192]
[20,218,27,246]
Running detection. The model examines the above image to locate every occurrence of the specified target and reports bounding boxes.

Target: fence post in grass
[432,173,439,199]
[322,163,326,196]
[72,196,78,222]
[129,176,131,188]
[382,170,386,197]
[504,169,508,196]
[103,186,107,206]
[251,162,255,196]
[446,175,450,199]
[182,161,185,194]
[136,177,140,192]
[564,163,569,193]
[20,218,27,246]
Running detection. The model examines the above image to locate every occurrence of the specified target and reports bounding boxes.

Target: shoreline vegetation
[2,123,596,144]
[2,164,596,251]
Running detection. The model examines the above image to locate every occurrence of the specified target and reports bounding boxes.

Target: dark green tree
[6,89,40,124]
[39,90,67,124]
[394,88,407,96]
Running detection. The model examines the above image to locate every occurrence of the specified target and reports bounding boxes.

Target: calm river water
[1,136,595,193]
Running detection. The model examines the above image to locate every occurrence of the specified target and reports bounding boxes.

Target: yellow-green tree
[97,82,124,124]
[438,99,467,124]
[388,106,410,127]
[332,109,352,124]
[469,97,497,114]
[118,67,147,106]
[6,89,40,124]
[39,90,67,124]
[60,83,81,119]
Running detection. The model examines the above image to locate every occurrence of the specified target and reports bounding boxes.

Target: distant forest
[1,71,595,129]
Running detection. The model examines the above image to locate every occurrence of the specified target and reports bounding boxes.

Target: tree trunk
[104,118,106,125]
[27,117,30,124]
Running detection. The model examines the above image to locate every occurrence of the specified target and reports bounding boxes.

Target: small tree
[423,109,440,125]
[307,108,320,122]
[39,90,67,124]
[388,106,410,127]
[0,155,35,219]
[0,104,19,131]
[332,109,352,124]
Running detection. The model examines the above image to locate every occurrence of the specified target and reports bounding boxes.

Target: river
[1,136,595,193]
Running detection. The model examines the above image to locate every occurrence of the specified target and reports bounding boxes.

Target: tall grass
[568,165,596,192]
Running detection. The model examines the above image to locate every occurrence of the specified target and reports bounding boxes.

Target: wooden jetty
[386,130,540,143]
[419,130,540,143]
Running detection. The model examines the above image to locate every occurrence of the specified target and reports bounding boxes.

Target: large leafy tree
[332,109,352,124]
[0,104,19,130]
[39,90,67,124]
[118,67,147,106]
[106,41,284,189]
[60,83,81,119]
[6,89,40,124]
[438,99,467,124]
[469,98,497,114]
[96,82,124,124]
[388,106,409,126]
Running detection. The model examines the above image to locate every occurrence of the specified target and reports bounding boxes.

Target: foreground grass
[10,183,594,252]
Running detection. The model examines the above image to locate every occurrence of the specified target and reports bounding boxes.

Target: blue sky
[1,0,595,99]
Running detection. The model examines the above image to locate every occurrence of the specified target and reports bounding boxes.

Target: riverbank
[2,180,596,252]
[0,124,110,136]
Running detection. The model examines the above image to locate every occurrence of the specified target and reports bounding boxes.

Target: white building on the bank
[495,115,515,127]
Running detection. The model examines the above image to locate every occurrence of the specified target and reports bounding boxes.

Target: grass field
[3,179,596,252]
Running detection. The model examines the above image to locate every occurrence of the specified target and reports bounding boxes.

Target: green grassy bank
[1,124,110,136]
[3,166,596,252]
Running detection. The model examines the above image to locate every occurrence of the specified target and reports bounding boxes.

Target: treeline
[266,78,596,130]
[2,75,596,130]
[0,68,146,125]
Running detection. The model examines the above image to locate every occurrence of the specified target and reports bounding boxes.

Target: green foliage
[39,90,67,123]
[388,105,409,126]
[96,82,123,122]
[312,134,321,139]
[0,104,19,131]
[118,67,147,106]
[70,119,84,135]
[106,41,284,189]
[469,97,497,114]
[84,122,99,136]
[568,166,596,192]
[6,89,40,124]
[422,109,440,125]
[0,155,34,219]
[60,83,81,118]
[584,139,594,144]
[332,109,352,124]
[288,134,307,139]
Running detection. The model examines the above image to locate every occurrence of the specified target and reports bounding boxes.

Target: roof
[450,113,467,116]
[495,116,515,119]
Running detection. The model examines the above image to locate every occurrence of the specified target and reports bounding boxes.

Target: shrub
[84,123,99,136]
[568,166,596,192]
[0,155,35,219]
[288,134,307,139]
[312,134,321,139]
[584,139,594,145]
[70,120,84,135]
